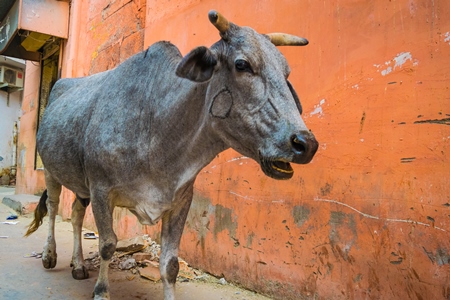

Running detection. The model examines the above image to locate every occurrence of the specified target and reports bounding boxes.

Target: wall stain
[359,111,366,134]
[415,291,424,300]
[443,286,450,299]
[186,195,240,247]
[401,157,416,163]
[329,211,357,263]
[411,268,420,280]
[368,266,381,295]
[329,211,357,235]
[292,205,310,227]
[414,117,450,125]
[389,251,405,265]
[185,194,213,252]
[214,204,238,241]
[422,247,450,266]
[246,232,255,249]
[320,183,333,196]
[313,245,334,278]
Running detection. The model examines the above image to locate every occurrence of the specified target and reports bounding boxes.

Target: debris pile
[84,234,220,283]
[0,168,15,186]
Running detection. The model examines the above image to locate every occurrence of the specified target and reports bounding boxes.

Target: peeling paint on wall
[444,32,450,44]
[309,99,325,118]
[393,52,414,69]
[375,52,418,76]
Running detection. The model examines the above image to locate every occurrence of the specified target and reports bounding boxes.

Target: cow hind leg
[42,171,62,269]
[160,183,194,300]
[70,195,90,280]
[91,189,117,300]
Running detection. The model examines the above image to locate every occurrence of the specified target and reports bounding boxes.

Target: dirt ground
[0,199,271,300]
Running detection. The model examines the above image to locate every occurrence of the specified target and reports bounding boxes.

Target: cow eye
[235,59,253,73]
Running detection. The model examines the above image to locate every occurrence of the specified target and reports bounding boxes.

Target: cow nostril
[291,134,307,154]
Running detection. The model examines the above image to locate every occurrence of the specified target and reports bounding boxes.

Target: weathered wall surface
[0,90,21,172]
[15,61,46,194]
[18,0,449,299]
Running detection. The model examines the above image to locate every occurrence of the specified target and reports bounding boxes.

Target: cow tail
[24,189,48,237]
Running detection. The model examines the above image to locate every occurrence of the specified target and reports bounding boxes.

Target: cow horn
[208,10,230,34]
[267,33,309,46]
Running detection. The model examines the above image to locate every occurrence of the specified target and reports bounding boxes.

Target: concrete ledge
[2,194,40,215]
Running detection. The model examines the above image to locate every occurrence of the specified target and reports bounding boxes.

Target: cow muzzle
[260,130,318,180]
[290,131,319,164]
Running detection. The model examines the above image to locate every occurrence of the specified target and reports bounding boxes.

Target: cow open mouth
[260,158,294,180]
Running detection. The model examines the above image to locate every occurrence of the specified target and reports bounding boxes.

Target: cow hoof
[93,292,110,300]
[42,254,57,269]
[72,266,89,280]
[93,282,110,300]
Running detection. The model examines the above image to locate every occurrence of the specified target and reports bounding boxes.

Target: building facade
[0,56,24,185]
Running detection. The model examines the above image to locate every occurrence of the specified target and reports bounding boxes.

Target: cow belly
[128,207,162,225]
[121,201,168,225]
[112,188,171,226]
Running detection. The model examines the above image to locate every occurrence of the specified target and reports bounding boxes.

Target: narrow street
[0,187,271,300]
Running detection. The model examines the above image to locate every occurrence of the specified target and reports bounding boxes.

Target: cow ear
[176,46,217,82]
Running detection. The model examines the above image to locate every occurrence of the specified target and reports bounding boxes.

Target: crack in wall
[314,198,447,232]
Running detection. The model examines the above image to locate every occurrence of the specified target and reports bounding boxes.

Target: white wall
[0,89,22,172]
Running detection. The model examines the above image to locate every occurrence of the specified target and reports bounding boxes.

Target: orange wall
[18,0,449,299]
[15,61,46,195]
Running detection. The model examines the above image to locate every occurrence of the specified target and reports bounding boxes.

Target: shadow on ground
[0,189,271,300]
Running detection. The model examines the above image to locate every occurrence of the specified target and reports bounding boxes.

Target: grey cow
[26,10,318,300]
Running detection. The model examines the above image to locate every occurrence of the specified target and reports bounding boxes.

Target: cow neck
[152,79,226,185]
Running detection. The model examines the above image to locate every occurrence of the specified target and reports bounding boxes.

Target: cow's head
[176,10,318,180]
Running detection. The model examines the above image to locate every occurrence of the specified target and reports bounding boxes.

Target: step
[1,194,40,215]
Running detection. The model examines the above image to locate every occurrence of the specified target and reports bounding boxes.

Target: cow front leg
[70,196,90,279]
[91,190,117,300]
[160,183,194,300]
[42,171,62,269]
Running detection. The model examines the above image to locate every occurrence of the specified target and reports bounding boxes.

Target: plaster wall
[0,90,21,172]
[15,61,46,194]
[17,0,450,299]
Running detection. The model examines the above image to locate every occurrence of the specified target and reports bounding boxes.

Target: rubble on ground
[84,234,220,284]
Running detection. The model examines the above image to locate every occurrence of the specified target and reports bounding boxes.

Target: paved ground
[0,187,271,300]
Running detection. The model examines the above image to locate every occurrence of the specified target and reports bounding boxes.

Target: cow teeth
[271,161,293,174]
